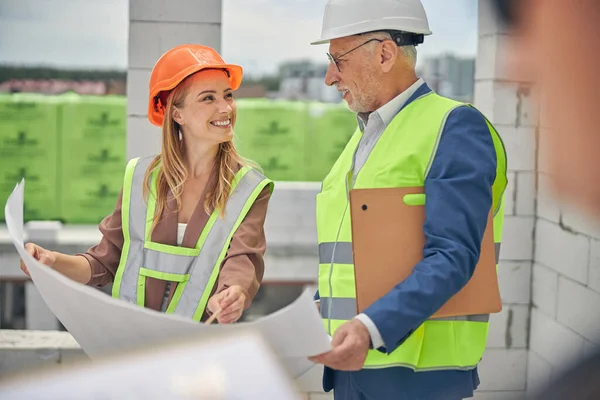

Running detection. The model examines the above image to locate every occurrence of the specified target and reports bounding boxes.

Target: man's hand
[309,318,371,371]
[207,285,247,324]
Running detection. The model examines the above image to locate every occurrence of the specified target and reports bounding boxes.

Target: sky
[0,0,478,76]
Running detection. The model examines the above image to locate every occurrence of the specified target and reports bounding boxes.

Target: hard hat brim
[310,38,332,46]
[310,21,433,46]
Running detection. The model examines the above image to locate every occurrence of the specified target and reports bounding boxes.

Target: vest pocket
[403,193,426,206]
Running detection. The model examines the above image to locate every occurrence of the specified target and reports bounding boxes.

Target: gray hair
[359,31,417,68]
[400,45,417,68]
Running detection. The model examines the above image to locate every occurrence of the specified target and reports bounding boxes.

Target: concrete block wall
[127,0,222,160]
[262,182,320,283]
[528,166,600,396]
[479,0,600,398]
[473,2,534,398]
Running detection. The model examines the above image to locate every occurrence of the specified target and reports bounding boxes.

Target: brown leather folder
[349,186,502,318]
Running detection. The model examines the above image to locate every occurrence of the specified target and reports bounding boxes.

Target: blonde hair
[142,71,249,233]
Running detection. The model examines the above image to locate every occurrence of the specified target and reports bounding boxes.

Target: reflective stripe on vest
[316,90,508,371]
[173,165,269,318]
[322,241,501,267]
[317,242,494,321]
[319,296,490,322]
[112,156,272,321]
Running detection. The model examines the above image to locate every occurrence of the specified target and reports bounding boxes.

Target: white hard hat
[311,0,432,45]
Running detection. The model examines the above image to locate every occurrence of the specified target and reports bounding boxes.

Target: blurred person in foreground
[308,0,508,398]
[492,0,600,399]
[20,44,273,325]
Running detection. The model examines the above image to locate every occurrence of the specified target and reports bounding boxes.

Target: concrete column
[474,1,535,398]
[25,283,58,331]
[127,0,222,160]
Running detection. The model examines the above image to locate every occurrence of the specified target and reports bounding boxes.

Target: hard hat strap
[153,95,164,113]
[381,30,425,47]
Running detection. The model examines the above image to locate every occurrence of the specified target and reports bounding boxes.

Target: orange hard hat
[147,44,243,126]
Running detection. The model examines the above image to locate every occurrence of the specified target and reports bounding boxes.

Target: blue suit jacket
[314,85,498,399]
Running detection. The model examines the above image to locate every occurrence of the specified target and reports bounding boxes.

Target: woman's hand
[207,285,247,324]
[20,242,57,277]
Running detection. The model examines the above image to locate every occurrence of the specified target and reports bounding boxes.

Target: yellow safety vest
[112,156,273,321]
[316,91,507,370]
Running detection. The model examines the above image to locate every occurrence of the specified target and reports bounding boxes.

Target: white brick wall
[478,349,528,391]
[515,172,535,216]
[473,0,600,392]
[534,219,590,285]
[474,2,537,396]
[503,171,516,215]
[529,308,586,370]
[497,261,531,305]
[537,174,561,223]
[500,217,534,261]
[498,126,537,171]
[127,0,222,160]
[537,128,553,175]
[531,163,600,391]
[487,304,529,349]
[531,263,558,318]
[560,204,600,239]
[588,239,600,293]
[475,34,511,82]
[474,82,535,128]
[557,277,600,343]
[526,352,553,397]
[503,172,537,217]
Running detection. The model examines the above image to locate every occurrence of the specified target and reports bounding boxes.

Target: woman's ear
[172,107,184,125]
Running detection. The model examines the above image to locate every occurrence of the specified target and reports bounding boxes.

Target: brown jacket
[79,166,271,321]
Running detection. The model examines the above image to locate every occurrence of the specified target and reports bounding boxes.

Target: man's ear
[172,107,184,125]
[380,41,399,73]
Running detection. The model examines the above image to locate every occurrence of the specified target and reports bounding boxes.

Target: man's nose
[325,63,339,87]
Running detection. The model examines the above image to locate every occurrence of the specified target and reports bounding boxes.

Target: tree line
[0,65,281,91]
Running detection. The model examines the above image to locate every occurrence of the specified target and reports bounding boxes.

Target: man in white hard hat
[308,0,507,399]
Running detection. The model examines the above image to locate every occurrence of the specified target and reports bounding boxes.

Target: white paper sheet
[0,330,303,399]
[5,180,331,379]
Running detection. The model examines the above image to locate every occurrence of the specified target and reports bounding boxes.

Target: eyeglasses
[326,38,384,72]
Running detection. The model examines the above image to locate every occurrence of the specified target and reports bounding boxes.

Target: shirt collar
[357,77,425,131]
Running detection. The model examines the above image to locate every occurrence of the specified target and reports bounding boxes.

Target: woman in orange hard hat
[20,44,274,324]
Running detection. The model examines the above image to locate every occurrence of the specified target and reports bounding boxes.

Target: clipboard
[349,186,502,318]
